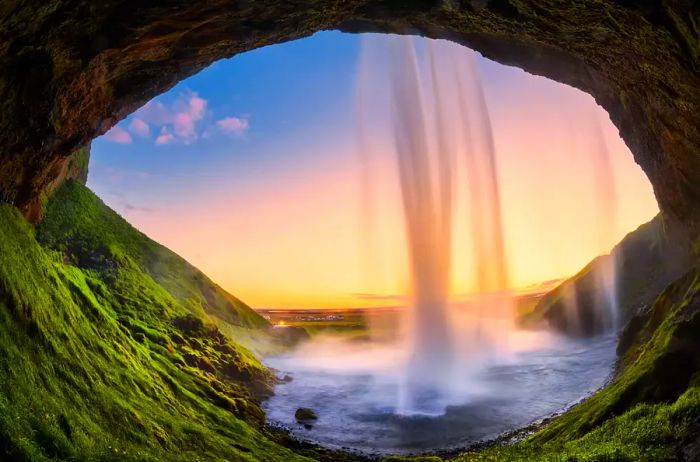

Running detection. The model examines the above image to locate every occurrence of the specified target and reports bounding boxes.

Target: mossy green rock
[295,408,318,422]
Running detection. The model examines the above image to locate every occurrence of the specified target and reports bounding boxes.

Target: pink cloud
[129,118,150,138]
[133,91,207,144]
[216,116,250,136]
[155,127,175,145]
[103,125,132,144]
[173,95,206,143]
[135,100,173,125]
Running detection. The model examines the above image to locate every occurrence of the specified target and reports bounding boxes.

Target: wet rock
[295,407,318,423]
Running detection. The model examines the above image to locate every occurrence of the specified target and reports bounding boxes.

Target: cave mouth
[2,2,697,262]
[88,31,659,453]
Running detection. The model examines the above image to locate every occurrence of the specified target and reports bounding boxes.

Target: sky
[88,31,659,309]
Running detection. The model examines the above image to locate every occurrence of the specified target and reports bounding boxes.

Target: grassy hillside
[37,180,268,329]
[0,182,308,461]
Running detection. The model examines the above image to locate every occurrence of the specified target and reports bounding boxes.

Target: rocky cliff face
[523,215,692,336]
[0,1,699,249]
[22,144,90,222]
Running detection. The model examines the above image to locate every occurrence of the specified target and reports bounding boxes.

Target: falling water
[357,36,511,412]
[558,114,621,334]
[386,38,455,401]
[590,115,620,331]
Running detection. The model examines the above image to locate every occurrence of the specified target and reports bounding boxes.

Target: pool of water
[264,331,617,454]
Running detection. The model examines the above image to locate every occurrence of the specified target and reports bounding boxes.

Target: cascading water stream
[386,37,455,402]
[558,112,621,334]
[362,35,513,413]
[590,116,620,331]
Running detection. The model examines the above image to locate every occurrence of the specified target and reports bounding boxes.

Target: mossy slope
[37,180,268,329]
[0,182,308,461]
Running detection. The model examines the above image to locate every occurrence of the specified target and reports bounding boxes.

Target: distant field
[256,288,550,339]
[256,308,381,338]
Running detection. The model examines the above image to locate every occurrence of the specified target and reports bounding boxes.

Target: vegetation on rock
[295,408,319,422]
[0,182,308,461]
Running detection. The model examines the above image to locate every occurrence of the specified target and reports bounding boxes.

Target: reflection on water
[264,321,616,454]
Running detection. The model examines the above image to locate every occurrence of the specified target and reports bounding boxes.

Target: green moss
[0,190,308,461]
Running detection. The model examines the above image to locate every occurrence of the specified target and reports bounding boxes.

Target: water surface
[264,332,616,454]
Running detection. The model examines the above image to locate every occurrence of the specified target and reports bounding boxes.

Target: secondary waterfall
[358,36,511,412]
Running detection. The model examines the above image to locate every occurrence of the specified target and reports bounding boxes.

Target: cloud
[103,125,132,144]
[216,116,249,136]
[155,127,175,145]
[128,118,150,138]
[135,100,172,125]
[173,94,206,142]
[133,91,208,144]
[122,202,153,213]
[350,293,407,302]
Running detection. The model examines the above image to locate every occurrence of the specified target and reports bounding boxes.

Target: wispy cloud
[92,166,151,183]
[128,118,150,138]
[216,116,250,137]
[122,202,153,213]
[103,192,153,214]
[155,127,175,145]
[103,125,132,144]
[350,293,407,302]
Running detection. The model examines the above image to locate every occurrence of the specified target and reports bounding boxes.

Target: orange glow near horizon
[104,45,659,310]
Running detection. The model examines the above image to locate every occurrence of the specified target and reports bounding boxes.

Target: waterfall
[357,35,511,413]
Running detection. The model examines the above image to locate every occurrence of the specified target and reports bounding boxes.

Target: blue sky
[90,31,361,209]
[88,31,658,308]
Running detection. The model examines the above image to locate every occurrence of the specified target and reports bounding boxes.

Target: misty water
[264,321,617,454]
[264,36,621,454]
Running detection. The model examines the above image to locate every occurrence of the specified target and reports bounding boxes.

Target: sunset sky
[89,32,659,309]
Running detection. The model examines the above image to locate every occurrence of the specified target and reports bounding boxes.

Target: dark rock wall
[0,1,698,245]
[525,214,692,336]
